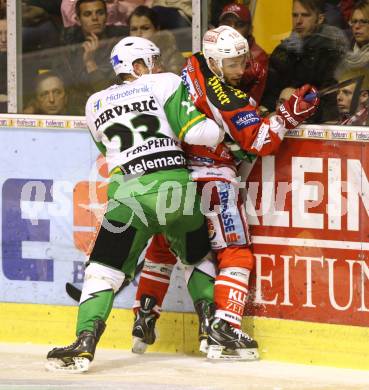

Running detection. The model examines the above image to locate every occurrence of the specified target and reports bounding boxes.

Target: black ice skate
[207,318,259,361]
[194,299,215,354]
[45,319,106,372]
[132,295,158,354]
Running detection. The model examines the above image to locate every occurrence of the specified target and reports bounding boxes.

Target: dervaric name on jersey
[86,73,186,173]
[94,97,159,130]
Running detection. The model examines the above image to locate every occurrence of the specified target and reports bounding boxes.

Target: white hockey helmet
[110,36,160,78]
[202,26,249,80]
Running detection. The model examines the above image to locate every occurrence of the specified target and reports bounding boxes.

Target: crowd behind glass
[1,0,369,126]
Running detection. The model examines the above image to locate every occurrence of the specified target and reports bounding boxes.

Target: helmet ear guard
[202,25,249,82]
[110,36,161,78]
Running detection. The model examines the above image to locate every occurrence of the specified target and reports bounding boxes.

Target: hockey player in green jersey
[45,36,224,373]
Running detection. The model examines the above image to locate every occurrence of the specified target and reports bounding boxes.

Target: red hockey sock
[214,267,250,328]
[133,259,174,316]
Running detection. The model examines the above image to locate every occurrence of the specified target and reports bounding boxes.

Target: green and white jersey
[85,72,221,175]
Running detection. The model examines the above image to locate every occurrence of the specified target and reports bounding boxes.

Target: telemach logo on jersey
[120,151,186,176]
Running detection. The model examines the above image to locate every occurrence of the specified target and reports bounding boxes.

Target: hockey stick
[304,75,365,101]
[65,261,145,302]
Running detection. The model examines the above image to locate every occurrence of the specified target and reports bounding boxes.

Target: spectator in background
[61,0,151,28]
[341,0,369,67]
[336,82,358,123]
[56,0,122,110]
[335,1,369,124]
[340,0,358,23]
[128,5,185,75]
[0,17,6,52]
[23,72,74,115]
[0,0,5,16]
[324,0,348,30]
[62,0,125,44]
[262,0,348,123]
[218,2,268,103]
[0,17,7,113]
[275,87,295,112]
[128,5,159,39]
[335,66,369,125]
[218,3,268,71]
[22,0,62,52]
[151,0,191,29]
[150,0,192,51]
[260,87,295,117]
[210,0,238,27]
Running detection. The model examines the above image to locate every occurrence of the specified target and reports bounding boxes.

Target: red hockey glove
[277,84,320,129]
[243,59,266,86]
[241,59,267,104]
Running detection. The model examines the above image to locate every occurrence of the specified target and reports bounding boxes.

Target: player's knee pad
[89,220,137,270]
[216,246,254,270]
[84,262,125,293]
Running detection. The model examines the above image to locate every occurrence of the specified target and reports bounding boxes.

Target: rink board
[2,301,369,370]
[1,116,369,369]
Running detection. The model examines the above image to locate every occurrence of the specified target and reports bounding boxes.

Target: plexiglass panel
[19,0,192,115]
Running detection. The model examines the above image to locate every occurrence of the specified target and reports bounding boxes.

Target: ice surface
[0,343,369,390]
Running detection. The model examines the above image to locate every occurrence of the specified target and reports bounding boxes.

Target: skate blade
[207,345,259,361]
[45,357,90,373]
[199,339,209,354]
[132,337,149,354]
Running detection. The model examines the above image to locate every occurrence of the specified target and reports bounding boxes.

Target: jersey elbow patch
[251,122,271,151]
[178,113,206,140]
[269,115,288,140]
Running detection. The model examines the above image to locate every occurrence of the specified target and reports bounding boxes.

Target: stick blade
[65,282,82,302]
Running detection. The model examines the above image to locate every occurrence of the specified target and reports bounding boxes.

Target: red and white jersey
[181,52,287,182]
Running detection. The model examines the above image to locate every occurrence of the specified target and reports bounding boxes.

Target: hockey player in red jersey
[132,26,319,360]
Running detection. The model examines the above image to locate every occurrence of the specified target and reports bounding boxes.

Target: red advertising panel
[246,128,369,327]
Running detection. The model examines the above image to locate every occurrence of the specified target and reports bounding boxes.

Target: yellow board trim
[178,114,205,140]
[2,302,369,369]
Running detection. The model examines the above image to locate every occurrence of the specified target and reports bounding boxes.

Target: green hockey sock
[76,290,114,335]
[187,268,214,304]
